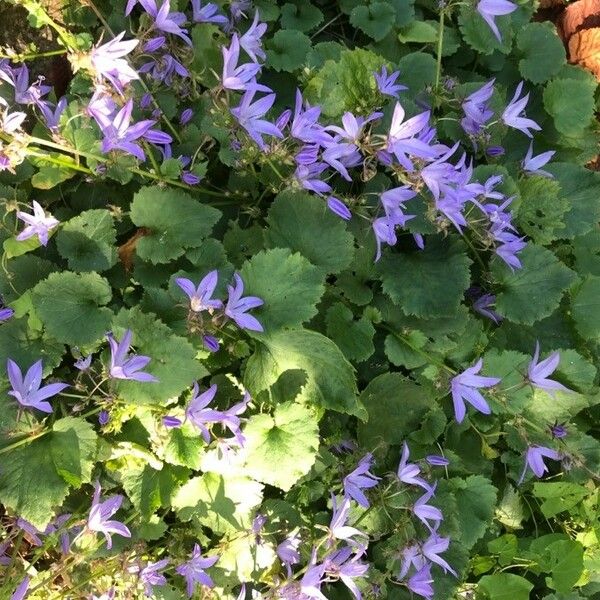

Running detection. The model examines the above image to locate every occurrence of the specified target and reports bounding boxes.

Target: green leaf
[357,373,432,448]
[516,176,568,245]
[56,209,117,272]
[121,463,186,519]
[378,238,472,318]
[0,417,97,529]
[397,52,437,98]
[444,475,497,549]
[266,191,354,275]
[325,303,375,362]
[3,234,43,259]
[242,402,319,491]
[173,472,263,534]
[130,186,221,264]
[573,230,600,276]
[304,48,386,117]
[543,78,596,136]
[495,485,525,529]
[266,29,311,72]
[397,20,438,43]
[112,307,208,405]
[280,1,323,31]
[191,24,223,87]
[0,255,56,303]
[31,271,113,346]
[244,329,363,417]
[458,4,512,55]
[493,245,577,325]
[350,2,396,41]
[30,157,76,189]
[540,540,584,593]
[0,319,64,373]
[533,482,589,518]
[517,23,566,84]
[478,574,534,600]
[545,163,600,239]
[240,248,325,333]
[571,276,600,340]
[164,423,205,470]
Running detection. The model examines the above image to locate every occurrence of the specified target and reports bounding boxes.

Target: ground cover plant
[0,0,599,598]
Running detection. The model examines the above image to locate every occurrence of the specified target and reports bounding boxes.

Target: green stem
[434,8,445,93]
[21,135,233,201]
[0,48,68,61]
[463,233,488,272]
[0,429,49,454]
[27,150,95,175]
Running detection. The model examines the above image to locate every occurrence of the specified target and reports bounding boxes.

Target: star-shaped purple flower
[175,271,223,313]
[476,0,517,42]
[16,200,59,246]
[225,273,264,332]
[518,445,562,484]
[7,359,68,413]
[107,329,158,382]
[527,341,571,396]
[450,359,501,423]
[175,543,219,598]
[87,481,131,549]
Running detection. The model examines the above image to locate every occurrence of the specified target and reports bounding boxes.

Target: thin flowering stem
[434,8,445,94]
[0,49,69,61]
[18,0,80,49]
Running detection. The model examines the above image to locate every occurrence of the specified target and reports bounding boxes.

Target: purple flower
[328,495,367,548]
[327,196,352,221]
[461,79,495,135]
[96,100,155,161]
[225,273,264,332]
[477,0,517,42]
[180,108,193,125]
[1,63,51,106]
[17,518,44,546]
[231,90,283,150]
[518,445,562,484]
[87,481,131,549]
[191,0,229,25]
[387,102,436,171]
[107,329,158,382]
[90,32,140,94]
[98,410,110,426]
[487,145,505,157]
[407,564,433,600]
[140,558,170,596]
[202,335,220,353]
[7,359,68,413]
[221,34,269,92]
[0,307,14,322]
[413,485,443,531]
[16,200,59,246]
[527,342,571,395]
[472,292,502,324]
[295,163,332,195]
[450,359,501,423]
[422,533,456,575]
[185,383,218,442]
[11,576,30,600]
[550,422,568,439]
[277,533,301,573]
[299,552,327,600]
[139,54,189,84]
[291,90,331,145]
[74,354,93,371]
[343,453,380,508]
[397,442,431,491]
[239,11,267,62]
[175,271,223,312]
[426,455,449,467]
[323,547,369,600]
[162,415,182,427]
[39,97,67,131]
[522,143,555,177]
[502,81,541,138]
[143,36,166,52]
[374,66,407,98]
[175,543,219,598]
